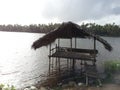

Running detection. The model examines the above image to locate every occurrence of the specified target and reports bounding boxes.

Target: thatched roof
[32,22,112,51]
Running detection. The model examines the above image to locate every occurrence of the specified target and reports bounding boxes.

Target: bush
[104,60,120,82]
[104,60,120,73]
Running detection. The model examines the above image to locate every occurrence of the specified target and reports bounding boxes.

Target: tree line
[81,23,120,37]
[0,23,60,33]
[0,23,120,36]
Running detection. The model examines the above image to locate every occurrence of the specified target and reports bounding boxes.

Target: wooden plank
[49,51,95,61]
[58,47,98,54]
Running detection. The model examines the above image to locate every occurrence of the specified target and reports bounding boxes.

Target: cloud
[42,0,120,22]
[111,6,120,15]
[0,0,120,25]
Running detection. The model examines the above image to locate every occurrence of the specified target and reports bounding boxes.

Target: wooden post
[93,37,96,65]
[49,44,51,75]
[75,37,77,48]
[52,57,54,73]
[55,44,58,70]
[49,44,51,55]
[58,58,60,73]
[94,37,96,51]
[70,38,75,71]
[58,38,60,71]
[58,38,60,48]
[81,60,83,75]
[72,38,76,71]
[67,38,69,71]
[70,38,72,70]
[70,38,72,48]
[86,76,88,86]
[67,59,69,70]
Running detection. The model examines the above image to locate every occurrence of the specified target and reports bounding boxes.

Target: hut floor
[49,51,95,61]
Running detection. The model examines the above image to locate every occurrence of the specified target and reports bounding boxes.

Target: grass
[104,60,120,83]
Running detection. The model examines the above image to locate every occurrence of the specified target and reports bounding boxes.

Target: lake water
[0,31,120,88]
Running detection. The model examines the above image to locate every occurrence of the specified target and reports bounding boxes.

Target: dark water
[0,31,119,88]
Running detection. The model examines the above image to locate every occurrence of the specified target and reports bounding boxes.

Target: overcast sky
[0,0,120,25]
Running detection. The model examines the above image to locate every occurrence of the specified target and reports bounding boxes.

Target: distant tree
[0,23,120,36]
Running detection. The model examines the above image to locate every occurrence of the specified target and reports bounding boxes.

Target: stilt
[93,37,96,65]
[67,59,69,72]
[58,57,60,73]
[49,58,51,75]
[80,60,83,75]
[86,76,88,86]
[49,44,51,75]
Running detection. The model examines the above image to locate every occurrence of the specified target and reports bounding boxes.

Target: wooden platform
[49,51,96,61]
[58,47,98,54]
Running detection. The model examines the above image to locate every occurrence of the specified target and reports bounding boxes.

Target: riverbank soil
[59,72,120,90]
[62,84,120,90]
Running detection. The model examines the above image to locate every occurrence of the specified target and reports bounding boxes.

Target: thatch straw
[32,22,112,51]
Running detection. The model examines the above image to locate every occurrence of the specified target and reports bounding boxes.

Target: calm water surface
[0,31,119,88]
[0,32,48,88]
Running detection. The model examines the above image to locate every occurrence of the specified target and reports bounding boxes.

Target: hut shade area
[32,22,113,86]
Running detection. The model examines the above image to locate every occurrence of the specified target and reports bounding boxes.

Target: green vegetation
[81,23,120,37]
[0,23,60,33]
[0,23,120,36]
[104,60,120,82]
[104,60,120,73]
[0,84,16,90]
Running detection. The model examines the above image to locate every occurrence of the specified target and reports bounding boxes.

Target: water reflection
[0,32,48,88]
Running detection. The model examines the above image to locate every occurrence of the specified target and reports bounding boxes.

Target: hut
[32,22,112,86]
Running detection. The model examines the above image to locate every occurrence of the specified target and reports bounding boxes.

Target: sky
[0,0,120,25]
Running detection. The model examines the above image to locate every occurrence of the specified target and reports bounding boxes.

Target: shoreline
[22,83,120,90]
